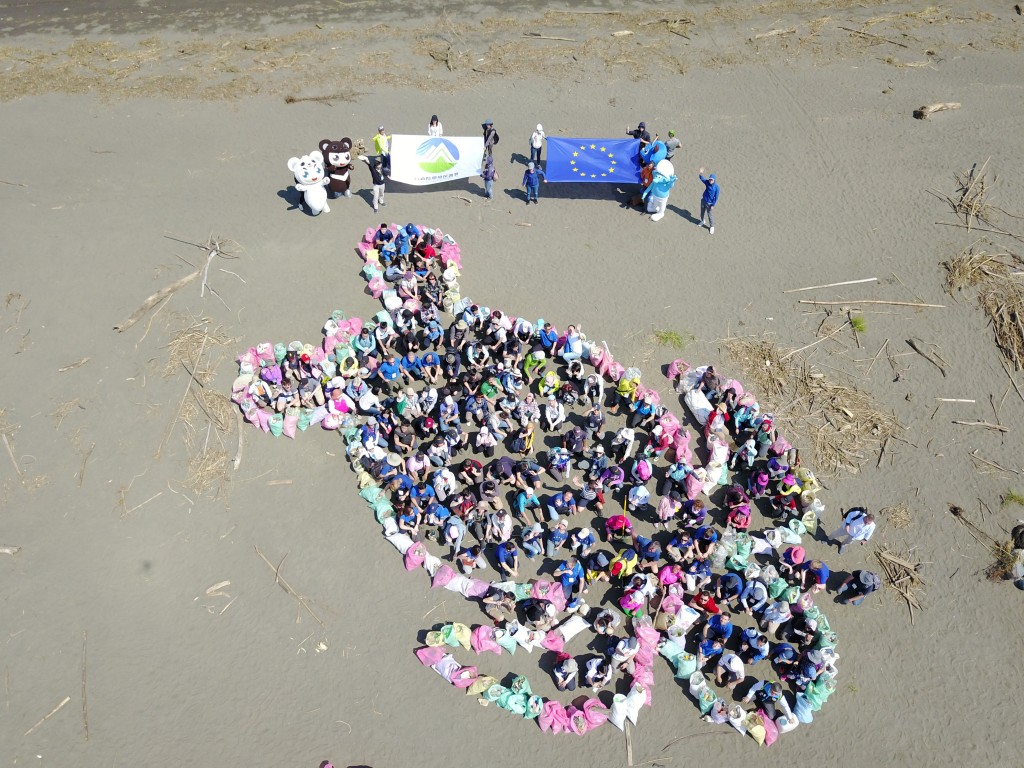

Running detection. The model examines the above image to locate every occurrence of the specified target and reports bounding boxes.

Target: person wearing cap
[546,518,570,558]
[485,508,514,544]
[836,569,881,606]
[760,599,793,636]
[481,118,499,159]
[793,649,824,690]
[779,545,805,576]
[697,167,720,234]
[664,129,681,160]
[610,635,640,675]
[787,613,819,649]
[584,550,611,590]
[512,486,541,524]
[610,426,636,463]
[373,125,390,176]
[570,527,597,558]
[521,160,546,204]
[427,114,443,137]
[740,627,771,664]
[747,468,771,499]
[553,653,579,691]
[829,507,877,555]
[770,641,799,672]
[529,123,546,165]
[715,653,746,690]
[523,597,558,631]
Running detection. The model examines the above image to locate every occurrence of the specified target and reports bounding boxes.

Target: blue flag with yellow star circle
[545,137,642,183]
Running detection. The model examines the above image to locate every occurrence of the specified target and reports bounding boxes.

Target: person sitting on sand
[553,653,579,691]
[715,653,746,690]
[481,586,516,624]
[522,598,557,631]
[799,558,830,594]
[592,608,622,636]
[836,569,881,606]
[584,656,613,692]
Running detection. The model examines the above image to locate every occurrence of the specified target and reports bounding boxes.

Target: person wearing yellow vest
[374,125,391,177]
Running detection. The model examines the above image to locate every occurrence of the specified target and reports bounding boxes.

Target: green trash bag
[803,605,821,622]
[698,688,717,715]
[510,675,533,696]
[484,684,509,703]
[439,624,460,648]
[814,630,838,650]
[359,486,384,504]
[674,653,698,680]
[273,343,287,364]
[268,412,284,437]
[816,613,831,632]
[784,586,802,604]
[768,578,789,600]
[726,537,752,571]
[512,583,533,601]
[342,426,361,444]
[296,408,313,432]
[525,695,544,719]
[659,642,685,664]
[804,685,827,711]
[331,309,346,324]
[372,498,394,523]
[494,629,518,655]
[501,692,528,715]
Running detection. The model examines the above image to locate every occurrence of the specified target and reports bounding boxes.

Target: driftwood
[784,277,878,294]
[914,102,961,120]
[113,269,200,332]
[798,299,945,308]
[753,28,796,40]
[906,337,947,377]
[524,32,577,42]
[952,419,1009,433]
[58,357,90,373]
[24,696,71,736]
[838,25,909,48]
[0,546,21,555]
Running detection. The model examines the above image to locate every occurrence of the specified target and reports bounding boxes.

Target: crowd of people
[232,221,877,737]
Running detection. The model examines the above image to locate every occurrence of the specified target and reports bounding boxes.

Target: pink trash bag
[465,579,490,598]
[256,408,272,433]
[539,700,571,735]
[255,342,275,364]
[363,226,376,244]
[415,646,446,667]
[673,430,693,464]
[667,358,691,380]
[431,564,457,589]
[451,666,479,689]
[567,706,590,735]
[760,709,780,746]
[607,362,626,382]
[582,698,609,728]
[595,348,615,377]
[282,411,299,439]
[367,276,387,299]
[471,625,502,655]
[684,472,703,500]
[541,631,565,653]
[404,542,426,571]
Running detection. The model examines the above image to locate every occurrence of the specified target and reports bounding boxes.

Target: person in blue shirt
[703,612,733,643]
[742,679,783,719]
[554,556,584,599]
[633,534,662,572]
[521,161,546,204]
[399,351,424,383]
[697,167,720,234]
[799,558,831,594]
[410,481,436,513]
[545,489,576,521]
[698,637,724,665]
[546,518,570,558]
[513,487,541,524]
[569,527,597,558]
[715,571,744,607]
[693,526,719,559]
[495,541,519,578]
[376,354,403,394]
[739,579,770,616]
[420,350,441,382]
[770,642,799,673]
[537,322,559,351]
[371,222,393,250]
[685,557,712,593]
[740,627,770,664]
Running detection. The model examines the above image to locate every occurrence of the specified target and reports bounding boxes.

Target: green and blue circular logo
[416,138,460,174]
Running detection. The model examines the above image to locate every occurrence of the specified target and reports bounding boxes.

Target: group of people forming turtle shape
[230,222,868,743]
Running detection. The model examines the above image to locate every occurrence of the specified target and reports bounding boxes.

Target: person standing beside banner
[627,121,651,161]
[522,162,546,205]
[374,125,391,176]
[529,124,546,166]
[482,119,500,160]
[357,154,387,213]
[481,155,498,200]
[427,114,443,136]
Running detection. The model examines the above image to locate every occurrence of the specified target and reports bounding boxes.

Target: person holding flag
[698,167,720,234]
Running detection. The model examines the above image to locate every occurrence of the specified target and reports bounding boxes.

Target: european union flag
[545,137,642,183]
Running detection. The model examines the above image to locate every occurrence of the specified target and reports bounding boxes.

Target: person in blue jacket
[698,167,720,234]
[522,162,546,204]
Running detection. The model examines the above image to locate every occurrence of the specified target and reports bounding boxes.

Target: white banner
[388,134,484,186]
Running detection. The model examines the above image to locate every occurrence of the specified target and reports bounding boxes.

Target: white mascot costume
[643,159,677,222]
[287,150,330,215]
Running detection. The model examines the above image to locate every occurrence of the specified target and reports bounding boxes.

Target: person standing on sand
[664,130,681,160]
[374,125,391,176]
[529,124,546,166]
[698,167,719,234]
[627,121,652,161]
[481,155,498,200]
[828,507,876,555]
[482,119,499,160]
[428,114,443,137]
[522,162,546,204]
[357,154,387,213]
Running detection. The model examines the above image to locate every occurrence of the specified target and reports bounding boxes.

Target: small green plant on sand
[653,328,694,350]
[850,315,867,334]
[1001,489,1024,508]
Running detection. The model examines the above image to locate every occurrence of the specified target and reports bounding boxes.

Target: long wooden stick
[838,25,909,48]
[254,546,325,627]
[24,695,71,736]
[113,269,200,332]
[798,299,945,308]
[780,321,850,361]
[952,420,1009,433]
[783,277,878,294]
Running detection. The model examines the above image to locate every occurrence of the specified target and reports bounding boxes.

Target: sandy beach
[2,2,1024,766]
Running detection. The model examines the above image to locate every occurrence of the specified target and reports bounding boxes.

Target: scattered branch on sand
[753,28,796,40]
[254,546,325,627]
[24,695,71,736]
[156,325,209,459]
[780,320,850,361]
[952,419,1009,433]
[724,336,903,477]
[523,32,577,42]
[58,357,90,373]
[906,337,948,377]
[77,442,95,488]
[880,501,912,530]
[968,449,1018,475]
[113,269,200,333]
[948,504,1017,581]
[2,433,22,479]
[0,546,21,555]
[838,25,909,48]
[874,546,925,623]
[913,102,961,120]
[932,160,994,229]
[798,299,944,308]
[783,277,877,294]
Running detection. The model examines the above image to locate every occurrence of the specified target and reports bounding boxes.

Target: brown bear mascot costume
[319,138,354,199]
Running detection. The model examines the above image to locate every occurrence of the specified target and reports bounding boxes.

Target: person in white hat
[530,123,546,166]
[521,161,546,205]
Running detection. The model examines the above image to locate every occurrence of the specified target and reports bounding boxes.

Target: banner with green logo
[389,134,485,186]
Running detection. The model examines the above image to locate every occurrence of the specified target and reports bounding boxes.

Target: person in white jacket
[529,124,546,165]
